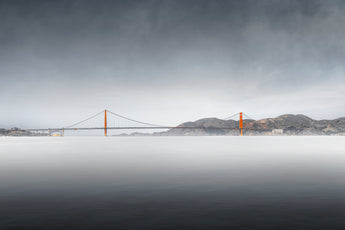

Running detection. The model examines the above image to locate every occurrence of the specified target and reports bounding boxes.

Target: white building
[272,129,283,135]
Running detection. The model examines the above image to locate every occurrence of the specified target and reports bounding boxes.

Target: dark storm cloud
[1,0,345,127]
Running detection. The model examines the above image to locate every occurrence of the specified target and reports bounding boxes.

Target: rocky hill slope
[155,114,345,136]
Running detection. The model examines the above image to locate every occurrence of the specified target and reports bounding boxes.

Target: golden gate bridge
[27,110,254,136]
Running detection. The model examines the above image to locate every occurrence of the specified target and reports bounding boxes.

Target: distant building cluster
[0,128,47,136]
[272,129,284,135]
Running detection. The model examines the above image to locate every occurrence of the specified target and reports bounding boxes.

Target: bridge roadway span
[25,110,271,135]
[27,126,245,132]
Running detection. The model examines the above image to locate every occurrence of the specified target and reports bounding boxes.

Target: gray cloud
[1,0,345,128]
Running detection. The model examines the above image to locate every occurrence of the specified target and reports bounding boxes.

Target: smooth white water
[1,136,345,191]
[1,136,345,229]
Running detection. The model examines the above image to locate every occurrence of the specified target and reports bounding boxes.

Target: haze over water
[1,136,345,229]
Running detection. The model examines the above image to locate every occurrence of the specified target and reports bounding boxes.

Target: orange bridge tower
[104,109,107,136]
[239,112,243,136]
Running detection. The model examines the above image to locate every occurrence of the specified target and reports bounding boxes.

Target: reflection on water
[1,136,345,229]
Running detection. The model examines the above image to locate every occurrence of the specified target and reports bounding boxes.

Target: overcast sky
[1,0,345,128]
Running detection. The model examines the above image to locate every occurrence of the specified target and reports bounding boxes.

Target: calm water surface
[1,136,345,229]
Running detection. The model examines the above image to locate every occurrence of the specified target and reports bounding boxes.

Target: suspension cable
[107,110,167,127]
[243,113,255,120]
[65,110,104,128]
[224,112,239,120]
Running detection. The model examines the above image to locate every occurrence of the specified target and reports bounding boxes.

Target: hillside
[155,114,345,136]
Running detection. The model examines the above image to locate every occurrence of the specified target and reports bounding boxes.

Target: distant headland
[122,114,345,136]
